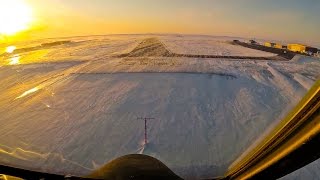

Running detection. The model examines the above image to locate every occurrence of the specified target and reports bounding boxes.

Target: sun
[0,0,33,35]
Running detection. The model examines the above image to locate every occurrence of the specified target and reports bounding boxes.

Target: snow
[0,35,319,179]
[160,36,276,57]
[280,159,320,180]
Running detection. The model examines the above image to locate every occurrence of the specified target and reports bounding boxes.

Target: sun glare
[0,0,33,35]
[6,46,16,53]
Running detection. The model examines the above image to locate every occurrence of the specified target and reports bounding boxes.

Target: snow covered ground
[281,158,320,180]
[160,35,276,57]
[0,35,319,179]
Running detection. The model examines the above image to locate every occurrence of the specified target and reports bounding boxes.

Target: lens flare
[6,46,16,53]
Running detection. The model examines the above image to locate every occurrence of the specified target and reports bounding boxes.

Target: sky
[6,0,320,46]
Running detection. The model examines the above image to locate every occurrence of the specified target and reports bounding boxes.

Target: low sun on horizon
[0,0,33,36]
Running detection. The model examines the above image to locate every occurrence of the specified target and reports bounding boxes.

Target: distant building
[287,44,318,55]
[274,44,286,49]
[287,44,306,53]
[264,42,276,47]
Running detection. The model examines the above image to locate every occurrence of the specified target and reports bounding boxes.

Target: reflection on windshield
[8,54,20,65]
[16,87,39,99]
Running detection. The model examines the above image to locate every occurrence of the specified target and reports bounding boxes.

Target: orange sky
[1,0,319,47]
